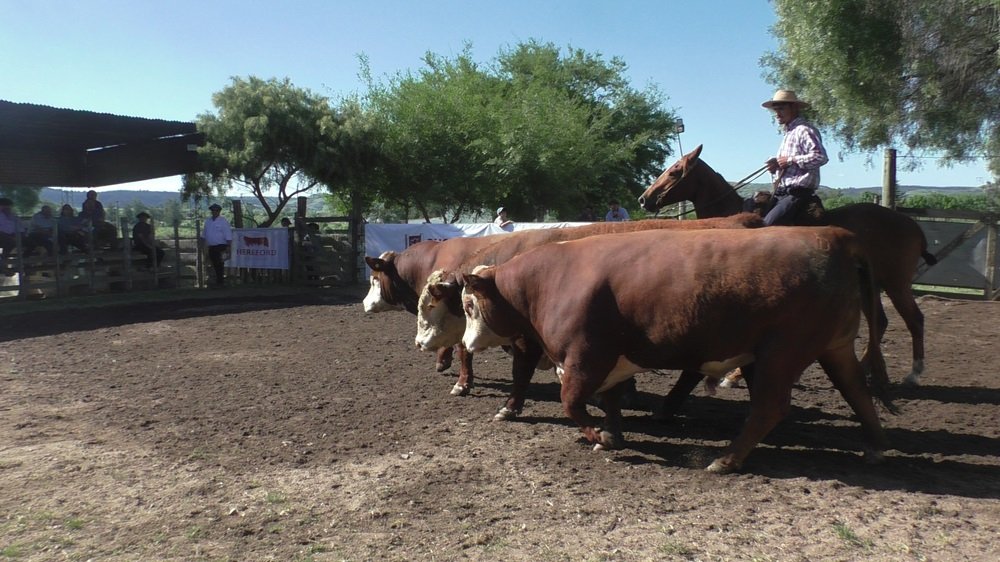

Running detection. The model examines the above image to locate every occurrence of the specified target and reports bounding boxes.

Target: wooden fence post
[882,148,897,209]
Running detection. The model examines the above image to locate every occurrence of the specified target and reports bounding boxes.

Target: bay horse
[638,145,938,386]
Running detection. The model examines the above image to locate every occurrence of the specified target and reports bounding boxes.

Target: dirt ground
[1,288,998,561]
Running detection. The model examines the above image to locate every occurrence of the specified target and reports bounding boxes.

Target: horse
[637,145,938,386]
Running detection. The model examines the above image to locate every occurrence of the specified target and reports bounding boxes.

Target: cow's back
[494,226,862,367]
[461,214,763,273]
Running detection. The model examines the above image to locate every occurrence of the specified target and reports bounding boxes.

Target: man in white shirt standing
[200,203,233,288]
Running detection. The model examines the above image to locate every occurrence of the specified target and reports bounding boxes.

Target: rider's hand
[766,157,779,173]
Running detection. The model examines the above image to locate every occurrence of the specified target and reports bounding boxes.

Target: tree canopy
[183,77,357,226]
[763,0,999,181]
[362,41,678,222]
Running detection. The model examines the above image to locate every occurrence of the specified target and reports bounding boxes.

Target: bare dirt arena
[1,288,998,561]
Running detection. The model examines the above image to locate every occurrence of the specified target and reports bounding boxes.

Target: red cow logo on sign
[243,236,269,247]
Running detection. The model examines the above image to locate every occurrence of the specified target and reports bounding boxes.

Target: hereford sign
[228,228,290,270]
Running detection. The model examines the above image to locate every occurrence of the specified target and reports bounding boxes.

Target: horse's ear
[687,145,703,161]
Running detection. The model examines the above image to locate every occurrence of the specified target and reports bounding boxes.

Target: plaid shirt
[772,116,828,194]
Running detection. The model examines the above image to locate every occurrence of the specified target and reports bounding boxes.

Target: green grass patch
[833,521,873,549]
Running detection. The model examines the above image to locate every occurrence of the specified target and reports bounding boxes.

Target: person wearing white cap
[494,206,513,230]
[200,203,233,287]
[760,89,828,226]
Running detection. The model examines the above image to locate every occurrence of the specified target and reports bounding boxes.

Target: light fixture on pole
[674,118,685,155]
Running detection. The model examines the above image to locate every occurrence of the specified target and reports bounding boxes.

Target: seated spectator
[80,189,117,248]
[57,204,89,254]
[0,198,19,270]
[605,200,630,222]
[132,211,165,268]
[576,205,597,221]
[22,205,55,258]
[494,207,514,231]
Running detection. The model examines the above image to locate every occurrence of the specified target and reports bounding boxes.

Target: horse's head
[638,145,704,212]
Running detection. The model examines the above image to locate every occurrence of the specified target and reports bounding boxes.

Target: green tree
[183,77,339,226]
[0,186,42,214]
[763,0,999,180]
[362,41,678,222]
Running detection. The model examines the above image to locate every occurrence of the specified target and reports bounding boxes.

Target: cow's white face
[363,275,401,313]
[414,271,466,351]
[460,285,508,352]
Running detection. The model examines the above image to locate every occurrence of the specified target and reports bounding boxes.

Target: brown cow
[637,145,938,386]
[460,226,894,474]
[414,214,765,416]
[363,235,506,392]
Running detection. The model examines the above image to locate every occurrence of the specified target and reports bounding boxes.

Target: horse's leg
[654,370,703,421]
[885,286,925,386]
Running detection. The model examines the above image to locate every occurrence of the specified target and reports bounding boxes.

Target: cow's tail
[856,249,900,415]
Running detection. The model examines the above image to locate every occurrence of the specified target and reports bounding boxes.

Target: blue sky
[2,0,992,193]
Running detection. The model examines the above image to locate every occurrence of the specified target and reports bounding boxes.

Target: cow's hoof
[863,448,886,465]
[492,406,518,422]
[706,457,740,474]
[450,384,470,396]
[591,429,622,451]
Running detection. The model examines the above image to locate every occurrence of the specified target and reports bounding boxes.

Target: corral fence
[1,204,362,301]
[904,207,999,300]
[2,201,996,302]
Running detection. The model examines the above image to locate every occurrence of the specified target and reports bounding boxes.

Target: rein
[654,162,770,219]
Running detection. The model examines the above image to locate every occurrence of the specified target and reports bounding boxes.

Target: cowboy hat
[136,211,151,219]
[496,206,505,216]
[762,90,810,109]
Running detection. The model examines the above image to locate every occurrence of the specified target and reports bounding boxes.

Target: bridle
[652,161,770,219]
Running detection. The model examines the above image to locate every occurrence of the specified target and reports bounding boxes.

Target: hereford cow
[414,214,765,414]
[460,226,894,474]
[363,235,508,391]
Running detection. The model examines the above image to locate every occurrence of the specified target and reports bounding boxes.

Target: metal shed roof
[0,100,203,188]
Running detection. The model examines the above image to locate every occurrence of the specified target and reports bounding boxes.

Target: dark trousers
[22,233,54,258]
[763,188,814,226]
[208,244,228,284]
[134,244,165,268]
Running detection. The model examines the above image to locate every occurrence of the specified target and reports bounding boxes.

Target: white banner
[364,222,590,278]
[228,228,290,270]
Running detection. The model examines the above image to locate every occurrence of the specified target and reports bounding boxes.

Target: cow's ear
[461,273,481,292]
[428,283,451,301]
[365,256,385,271]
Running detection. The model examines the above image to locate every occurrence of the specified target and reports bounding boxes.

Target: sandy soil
[1,289,998,561]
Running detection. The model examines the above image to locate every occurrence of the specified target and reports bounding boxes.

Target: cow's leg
[493,338,543,421]
[654,370,704,421]
[707,360,799,474]
[560,361,622,450]
[818,349,889,464]
[591,382,628,451]
[450,344,474,396]
[885,287,925,386]
[436,346,454,372]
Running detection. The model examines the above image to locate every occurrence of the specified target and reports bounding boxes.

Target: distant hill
[39,188,330,214]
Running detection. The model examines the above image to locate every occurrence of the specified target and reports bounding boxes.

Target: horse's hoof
[901,373,921,387]
[450,384,470,396]
[492,406,517,422]
[436,361,452,373]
